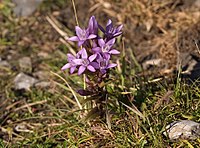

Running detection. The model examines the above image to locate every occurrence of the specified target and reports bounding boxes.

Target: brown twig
[46,15,76,56]
[194,39,200,55]
[46,15,68,40]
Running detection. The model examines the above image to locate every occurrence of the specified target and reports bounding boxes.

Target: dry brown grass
[89,0,200,77]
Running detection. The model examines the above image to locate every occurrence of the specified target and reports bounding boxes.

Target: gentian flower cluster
[62,16,122,117]
[61,16,123,76]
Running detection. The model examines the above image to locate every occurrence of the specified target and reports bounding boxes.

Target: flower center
[99,60,108,69]
[71,60,77,66]
[79,30,87,40]
[102,45,110,53]
[82,58,89,66]
[108,28,114,34]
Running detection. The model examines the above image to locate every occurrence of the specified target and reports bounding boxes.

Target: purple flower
[75,48,97,75]
[61,48,97,75]
[99,19,123,40]
[88,16,98,35]
[68,26,97,46]
[61,53,79,74]
[91,53,117,74]
[92,38,120,55]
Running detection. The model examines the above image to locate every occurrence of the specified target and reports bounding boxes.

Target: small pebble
[14,72,38,90]
[0,61,11,68]
[35,81,51,88]
[19,57,32,73]
[12,0,43,17]
[33,71,50,80]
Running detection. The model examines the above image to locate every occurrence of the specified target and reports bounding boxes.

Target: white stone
[163,120,200,140]
[12,0,43,17]
[14,72,38,90]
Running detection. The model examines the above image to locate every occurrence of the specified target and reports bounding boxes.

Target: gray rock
[12,0,43,17]
[163,120,200,140]
[33,71,50,80]
[14,72,38,90]
[0,61,11,68]
[35,81,51,88]
[19,57,32,73]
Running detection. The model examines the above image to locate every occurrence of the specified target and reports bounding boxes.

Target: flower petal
[87,65,96,72]
[88,34,97,39]
[77,89,92,96]
[102,53,111,60]
[68,36,79,41]
[100,69,107,74]
[76,50,82,58]
[90,62,99,69]
[88,16,98,34]
[67,54,75,61]
[88,16,95,28]
[70,66,76,74]
[81,48,88,59]
[78,65,86,75]
[106,19,112,27]
[75,26,83,37]
[92,47,101,53]
[109,49,120,54]
[98,39,105,47]
[117,24,123,31]
[107,38,115,45]
[107,63,117,69]
[113,32,122,38]
[72,59,82,65]
[89,54,97,62]
[61,63,71,70]
[78,40,85,46]
[96,53,103,59]
[92,41,98,48]
[106,19,113,31]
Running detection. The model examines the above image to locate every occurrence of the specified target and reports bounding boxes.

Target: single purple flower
[88,16,98,35]
[92,38,120,55]
[91,53,117,74]
[61,53,80,74]
[75,48,97,75]
[61,48,97,75]
[99,19,123,40]
[68,26,97,46]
